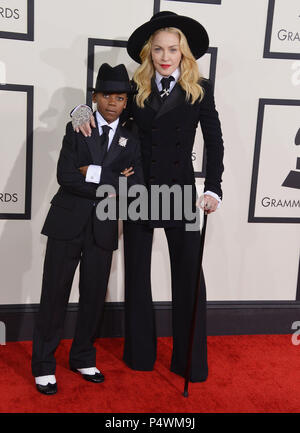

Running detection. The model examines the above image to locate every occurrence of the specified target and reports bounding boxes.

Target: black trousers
[123,221,208,382]
[31,218,113,377]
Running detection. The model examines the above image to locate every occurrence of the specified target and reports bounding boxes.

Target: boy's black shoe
[36,382,57,395]
[70,367,105,383]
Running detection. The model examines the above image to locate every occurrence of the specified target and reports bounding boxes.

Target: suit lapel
[144,77,163,113]
[144,78,186,119]
[102,125,125,166]
[84,114,128,166]
[155,82,186,119]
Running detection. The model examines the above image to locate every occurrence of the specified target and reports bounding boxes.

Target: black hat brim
[88,80,136,94]
[88,88,137,94]
[127,14,209,63]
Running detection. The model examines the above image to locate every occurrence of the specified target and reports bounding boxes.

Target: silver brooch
[118,137,128,147]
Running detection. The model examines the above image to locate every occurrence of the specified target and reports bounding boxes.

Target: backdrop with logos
[0,0,299,338]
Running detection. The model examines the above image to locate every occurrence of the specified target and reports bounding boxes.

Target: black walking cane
[183,209,208,398]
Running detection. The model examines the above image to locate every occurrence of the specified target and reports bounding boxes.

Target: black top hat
[127,11,209,64]
[89,63,135,94]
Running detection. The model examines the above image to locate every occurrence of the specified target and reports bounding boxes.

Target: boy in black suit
[31,64,143,395]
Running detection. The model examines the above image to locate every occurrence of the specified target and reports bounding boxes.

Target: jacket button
[174,161,179,166]
[152,159,156,163]
[149,176,155,182]
[176,142,180,147]
[152,143,157,147]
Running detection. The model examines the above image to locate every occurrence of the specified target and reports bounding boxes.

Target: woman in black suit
[72,11,224,382]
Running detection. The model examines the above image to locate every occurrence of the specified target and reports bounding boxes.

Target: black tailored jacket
[42,113,144,250]
[125,78,224,228]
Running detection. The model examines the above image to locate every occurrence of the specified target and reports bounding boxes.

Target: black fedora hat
[127,11,209,64]
[89,63,135,94]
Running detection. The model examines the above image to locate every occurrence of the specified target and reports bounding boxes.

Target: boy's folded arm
[100,137,144,195]
[56,128,98,200]
[99,167,120,193]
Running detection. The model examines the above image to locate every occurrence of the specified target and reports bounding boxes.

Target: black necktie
[99,125,111,165]
[101,125,111,153]
[160,76,175,99]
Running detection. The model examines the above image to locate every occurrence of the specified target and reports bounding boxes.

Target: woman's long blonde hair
[133,27,204,108]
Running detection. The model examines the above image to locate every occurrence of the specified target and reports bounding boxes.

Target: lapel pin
[118,137,128,147]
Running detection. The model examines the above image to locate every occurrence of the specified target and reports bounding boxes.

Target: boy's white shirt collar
[96,110,119,133]
[155,68,180,88]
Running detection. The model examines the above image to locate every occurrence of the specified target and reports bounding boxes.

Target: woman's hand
[72,105,96,137]
[197,194,219,214]
[75,117,96,137]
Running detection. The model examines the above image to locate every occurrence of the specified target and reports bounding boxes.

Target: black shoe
[70,367,105,383]
[36,382,57,395]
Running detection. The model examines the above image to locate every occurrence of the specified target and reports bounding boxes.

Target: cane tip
[183,390,189,398]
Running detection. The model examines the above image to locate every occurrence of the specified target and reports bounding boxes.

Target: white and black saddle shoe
[70,367,105,383]
[35,375,57,395]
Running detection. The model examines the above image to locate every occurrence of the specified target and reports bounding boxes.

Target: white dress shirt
[85,111,119,184]
[155,68,180,93]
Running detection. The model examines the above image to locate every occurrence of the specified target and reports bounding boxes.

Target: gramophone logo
[282,128,300,190]
[0,0,34,41]
[264,0,300,59]
[249,99,300,223]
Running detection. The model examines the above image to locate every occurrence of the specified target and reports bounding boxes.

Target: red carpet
[0,335,299,413]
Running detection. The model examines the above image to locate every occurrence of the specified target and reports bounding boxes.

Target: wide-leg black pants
[123,221,208,382]
[31,218,113,377]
